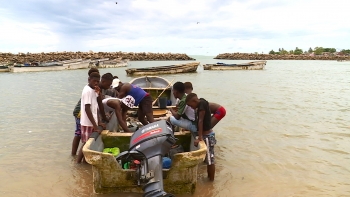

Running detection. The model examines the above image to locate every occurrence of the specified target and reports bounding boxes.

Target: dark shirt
[196,98,212,131]
[102,88,116,98]
[73,99,81,117]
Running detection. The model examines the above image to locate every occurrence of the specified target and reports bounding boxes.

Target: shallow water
[0,57,350,197]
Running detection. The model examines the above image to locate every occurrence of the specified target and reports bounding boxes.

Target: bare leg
[76,143,85,163]
[211,116,220,129]
[207,164,215,181]
[138,109,148,125]
[71,136,81,156]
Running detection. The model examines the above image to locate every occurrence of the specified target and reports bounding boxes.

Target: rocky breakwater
[214,53,350,60]
[0,51,195,64]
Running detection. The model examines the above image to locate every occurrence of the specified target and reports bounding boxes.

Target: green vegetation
[268,47,348,55]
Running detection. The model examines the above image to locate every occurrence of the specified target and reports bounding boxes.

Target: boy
[115,81,154,125]
[184,81,226,129]
[209,103,226,128]
[100,73,117,98]
[184,82,193,94]
[76,72,102,163]
[71,68,99,156]
[169,82,196,133]
[186,93,216,181]
[102,95,135,132]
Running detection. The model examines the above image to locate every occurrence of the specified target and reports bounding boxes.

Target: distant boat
[125,62,199,76]
[0,65,9,72]
[8,58,129,73]
[203,60,266,70]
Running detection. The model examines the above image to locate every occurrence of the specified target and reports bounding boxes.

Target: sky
[0,0,349,55]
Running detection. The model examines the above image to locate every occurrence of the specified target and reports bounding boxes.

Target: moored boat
[82,76,207,195]
[9,62,64,73]
[125,62,200,76]
[203,60,266,70]
[0,65,9,72]
[89,58,129,68]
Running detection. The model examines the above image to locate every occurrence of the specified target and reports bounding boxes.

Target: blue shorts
[203,132,216,165]
[75,117,81,137]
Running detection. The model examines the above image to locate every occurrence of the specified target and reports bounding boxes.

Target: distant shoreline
[214,53,350,61]
[0,51,195,65]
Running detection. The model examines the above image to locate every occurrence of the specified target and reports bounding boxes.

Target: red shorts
[213,106,226,120]
[81,125,94,143]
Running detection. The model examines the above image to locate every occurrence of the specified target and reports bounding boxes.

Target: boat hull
[0,67,9,72]
[7,59,129,73]
[129,76,177,107]
[204,60,266,70]
[125,62,199,76]
[83,130,206,194]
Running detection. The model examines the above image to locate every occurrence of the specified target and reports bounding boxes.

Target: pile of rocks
[0,51,195,64]
[214,53,350,60]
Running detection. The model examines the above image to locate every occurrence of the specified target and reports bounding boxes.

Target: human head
[88,68,99,76]
[113,76,119,79]
[111,78,122,90]
[100,73,113,90]
[185,93,199,109]
[184,82,193,94]
[88,72,100,88]
[172,82,185,99]
[120,95,135,110]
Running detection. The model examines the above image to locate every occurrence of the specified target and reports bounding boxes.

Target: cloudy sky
[0,0,349,55]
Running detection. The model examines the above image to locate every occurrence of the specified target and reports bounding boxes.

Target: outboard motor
[116,120,176,197]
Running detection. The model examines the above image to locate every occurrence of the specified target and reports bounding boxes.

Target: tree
[280,48,288,55]
[314,47,324,55]
[294,47,303,55]
[289,50,294,54]
[269,50,275,54]
[308,47,313,53]
[278,48,281,52]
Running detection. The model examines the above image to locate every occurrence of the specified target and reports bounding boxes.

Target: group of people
[70,69,226,181]
[71,68,155,163]
[168,81,226,181]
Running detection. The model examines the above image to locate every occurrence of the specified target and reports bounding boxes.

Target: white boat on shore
[203,60,266,70]
[7,58,129,73]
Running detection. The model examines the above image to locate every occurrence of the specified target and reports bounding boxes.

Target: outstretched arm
[114,104,131,132]
[97,96,108,123]
[194,110,205,146]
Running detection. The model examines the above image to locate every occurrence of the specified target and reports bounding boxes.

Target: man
[97,73,114,123]
[114,80,154,125]
[169,82,197,133]
[102,95,135,133]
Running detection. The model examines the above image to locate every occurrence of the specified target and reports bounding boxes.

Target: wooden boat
[0,65,9,72]
[129,76,177,108]
[89,58,129,68]
[9,62,64,72]
[203,60,266,70]
[125,62,200,76]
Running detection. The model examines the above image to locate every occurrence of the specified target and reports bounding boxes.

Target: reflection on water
[0,58,350,197]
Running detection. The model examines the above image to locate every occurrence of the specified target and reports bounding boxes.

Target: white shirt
[177,93,195,121]
[102,98,120,113]
[184,105,195,121]
[80,85,99,126]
